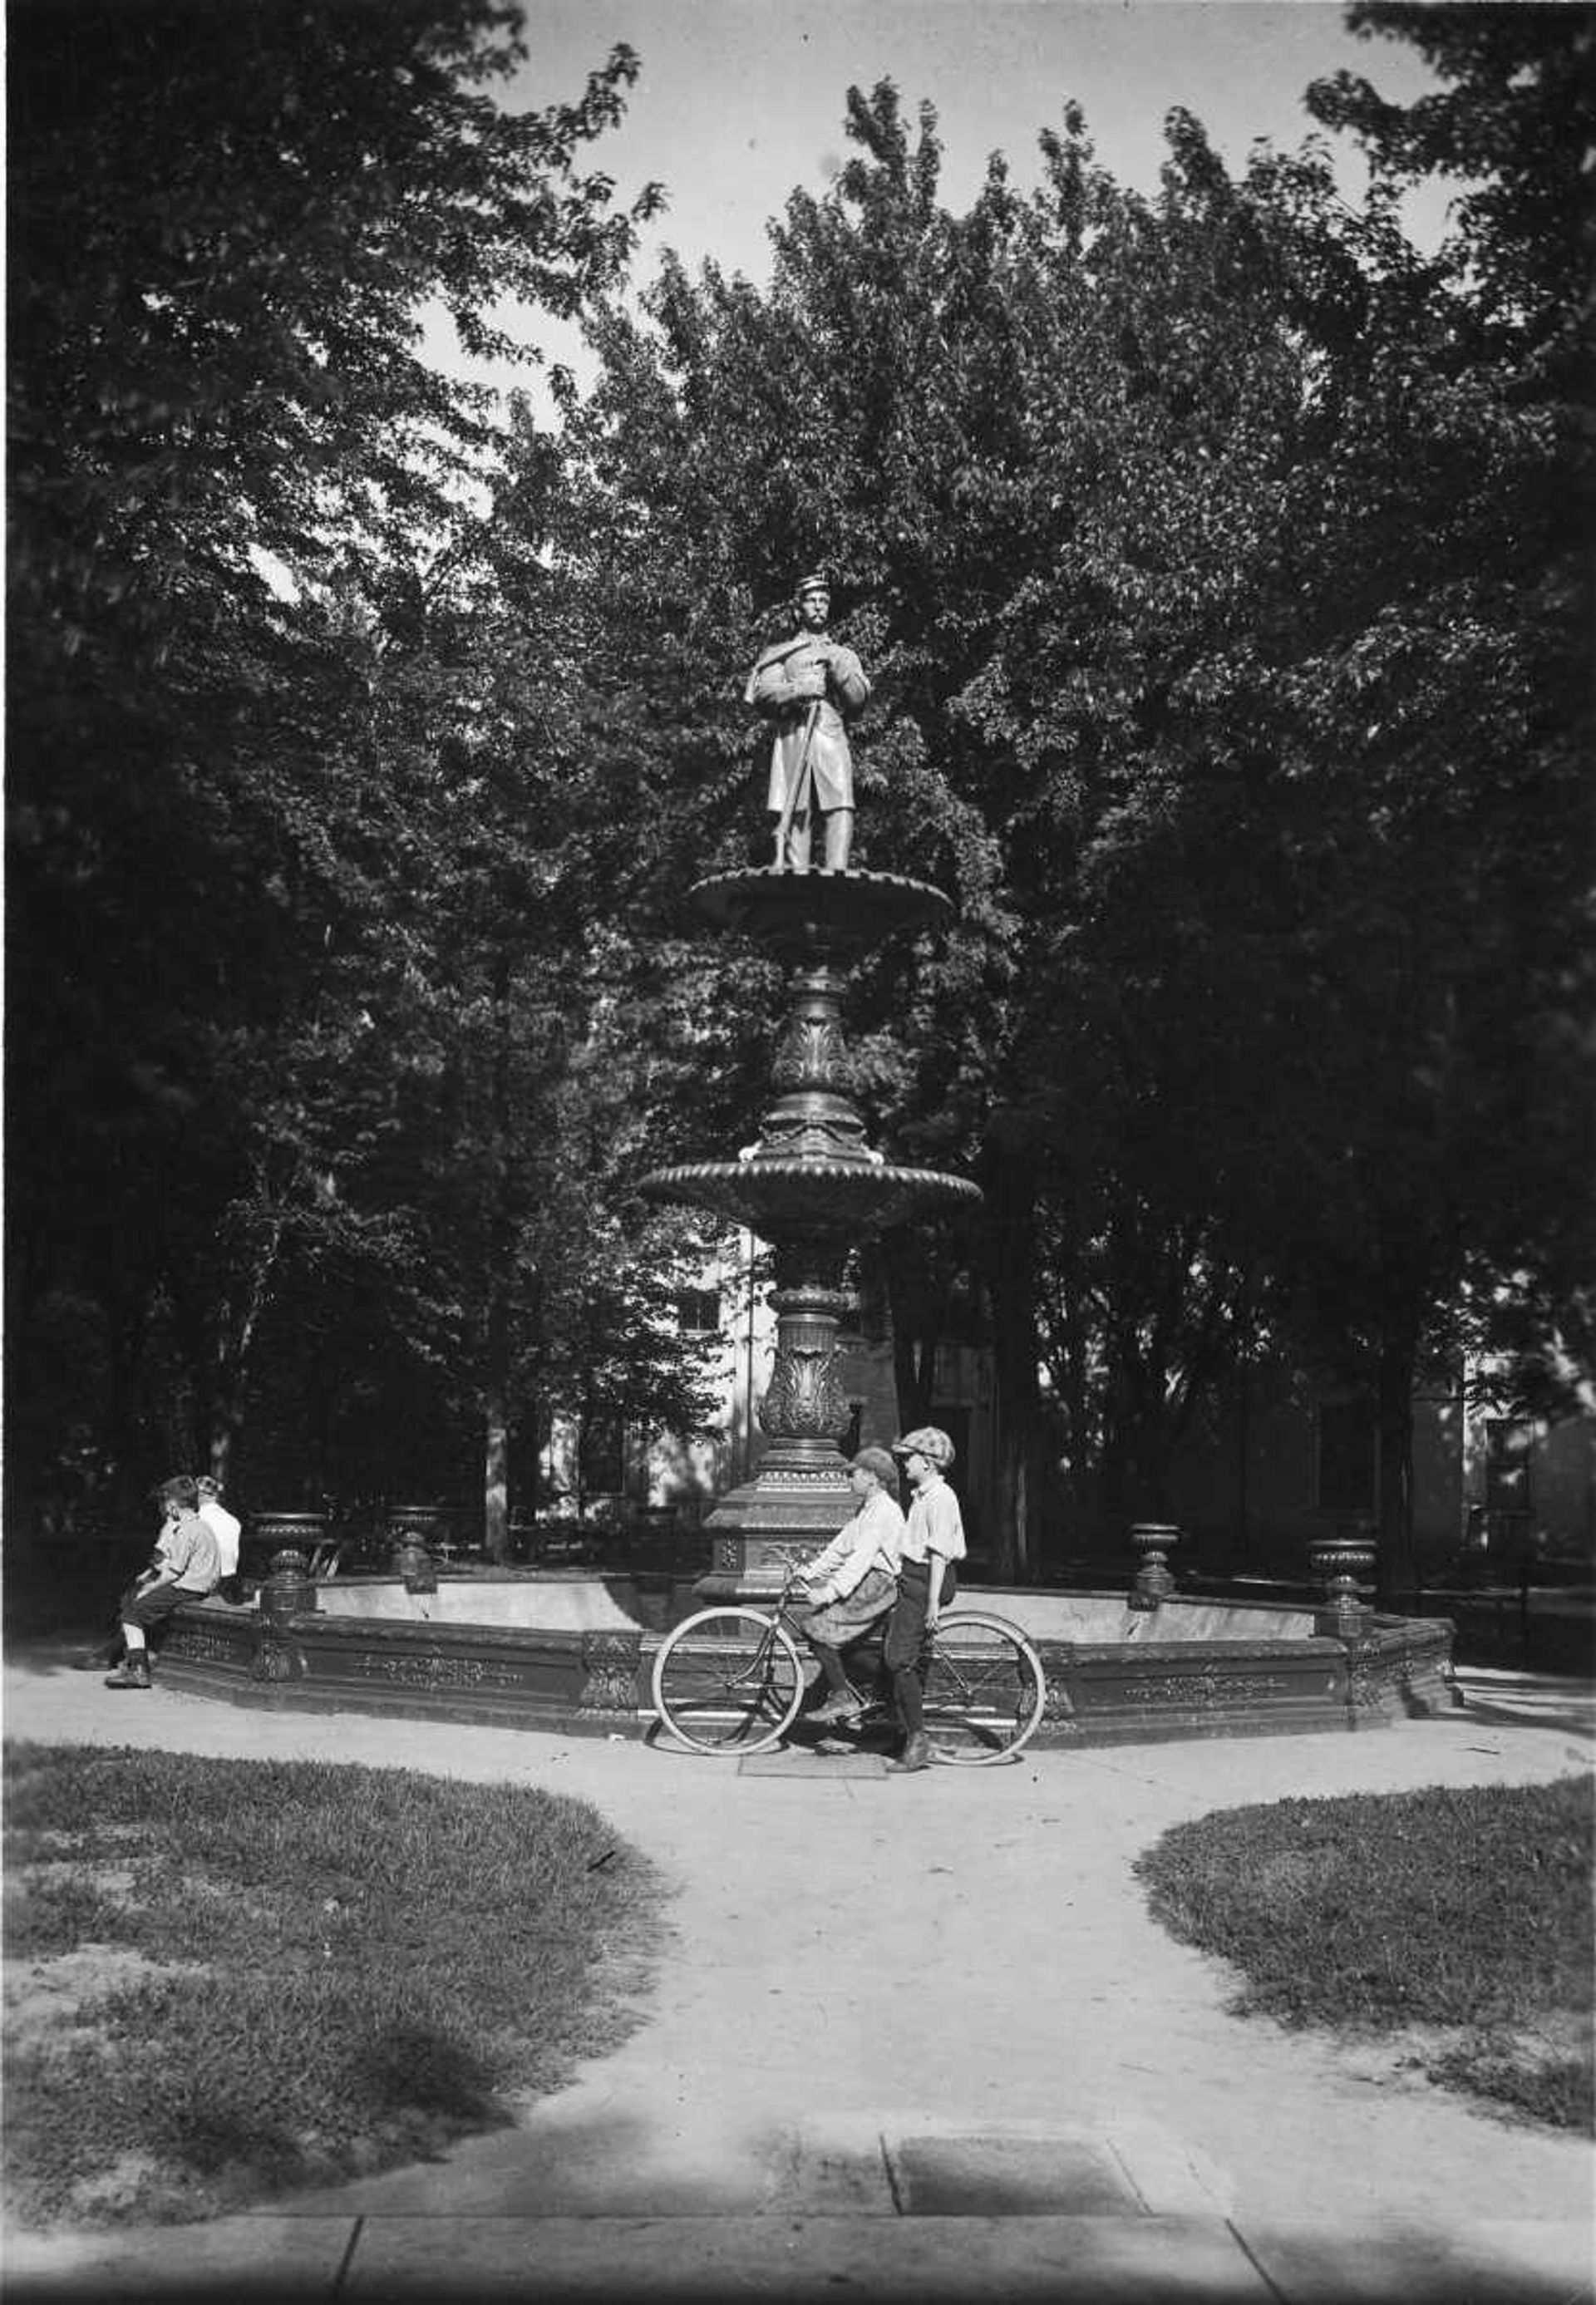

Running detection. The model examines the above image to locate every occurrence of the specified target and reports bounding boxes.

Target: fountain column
[642,867,980,1598]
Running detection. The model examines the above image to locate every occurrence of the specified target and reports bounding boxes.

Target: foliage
[2,1741,665,2228]
[1308,2,1592,357]
[530,57,1592,1574]
[5,1,712,1527]
[8,3,1589,1579]
[1136,1776,1594,2132]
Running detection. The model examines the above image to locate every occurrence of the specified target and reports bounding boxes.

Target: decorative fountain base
[156,1574,1456,1743]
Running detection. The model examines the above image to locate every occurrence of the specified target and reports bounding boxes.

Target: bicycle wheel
[921,1611,1047,1766]
[652,1607,805,1755]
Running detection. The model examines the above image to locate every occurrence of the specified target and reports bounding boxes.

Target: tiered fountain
[152,593,1455,1741]
[640,864,979,1596]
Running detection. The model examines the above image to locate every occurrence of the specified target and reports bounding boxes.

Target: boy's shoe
[810,1687,865,1724]
[104,1656,151,1690]
[884,1731,932,1774]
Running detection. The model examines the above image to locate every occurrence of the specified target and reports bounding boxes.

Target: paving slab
[335,2211,1276,2302]
[736,1746,890,1778]
[886,2131,1140,2217]
[2,2215,354,2298]
[1240,2217,1596,2305]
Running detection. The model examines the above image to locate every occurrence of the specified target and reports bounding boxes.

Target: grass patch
[1135,1776,1594,2133]
[2,1741,667,2229]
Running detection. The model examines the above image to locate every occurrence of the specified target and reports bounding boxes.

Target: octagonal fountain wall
[157,1559,1455,1744]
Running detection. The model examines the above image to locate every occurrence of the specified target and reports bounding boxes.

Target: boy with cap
[103,1475,220,1689]
[883,1426,967,1772]
[791,1446,905,1721]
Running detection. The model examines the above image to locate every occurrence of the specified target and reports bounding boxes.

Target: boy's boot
[104,1653,151,1690]
[884,1731,931,1774]
[811,1685,864,1724]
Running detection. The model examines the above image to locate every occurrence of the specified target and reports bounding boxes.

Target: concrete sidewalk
[3,1645,1593,2303]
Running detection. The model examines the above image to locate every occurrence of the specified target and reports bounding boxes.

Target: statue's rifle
[772,695,823,867]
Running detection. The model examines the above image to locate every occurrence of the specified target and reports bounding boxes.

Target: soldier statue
[745,572,870,872]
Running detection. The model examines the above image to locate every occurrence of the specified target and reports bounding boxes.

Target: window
[676,1288,721,1336]
[578,1416,624,1497]
[1484,1420,1533,1516]
[1316,1400,1376,1514]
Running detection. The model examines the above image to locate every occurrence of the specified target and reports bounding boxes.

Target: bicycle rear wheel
[651,1607,805,1755]
[921,1611,1047,1766]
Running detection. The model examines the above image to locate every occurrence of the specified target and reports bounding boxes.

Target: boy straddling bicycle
[790,1446,905,1723]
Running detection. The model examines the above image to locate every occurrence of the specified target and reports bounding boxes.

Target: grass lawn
[1136,1775,1594,2133]
[2,1741,667,2229]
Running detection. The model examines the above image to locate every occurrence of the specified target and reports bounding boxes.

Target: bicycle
[649,1564,1047,1766]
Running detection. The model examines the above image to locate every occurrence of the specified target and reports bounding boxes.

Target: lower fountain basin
[157,1576,1455,1744]
[639,1155,982,1234]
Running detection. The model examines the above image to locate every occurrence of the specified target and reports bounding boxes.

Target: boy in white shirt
[196,1475,243,1598]
[791,1447,906,1722]
[883,1426,968,1773]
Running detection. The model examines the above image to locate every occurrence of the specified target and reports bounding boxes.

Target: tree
[5,1,664,1522]
[531,62,1592,1593]
[1308,2,1593,360]
[530,86,1330,1567]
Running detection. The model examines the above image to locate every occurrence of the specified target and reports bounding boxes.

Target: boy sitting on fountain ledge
[790,1446,906,1721]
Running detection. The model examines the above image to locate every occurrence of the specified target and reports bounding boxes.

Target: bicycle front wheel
[651,1607,805,1755]
[922,1611,1047,1766]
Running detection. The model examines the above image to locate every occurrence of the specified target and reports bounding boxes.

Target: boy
[104,1475,220,1689]
[883,1426,967,1773]
[196,1473,243,1601]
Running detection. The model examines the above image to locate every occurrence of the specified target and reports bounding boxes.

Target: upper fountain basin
[689,867,952,958]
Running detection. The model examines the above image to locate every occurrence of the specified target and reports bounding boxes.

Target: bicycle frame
[651,1564,1047,1763]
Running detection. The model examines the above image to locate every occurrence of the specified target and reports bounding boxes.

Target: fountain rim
[155,1578,1456,1746]
[687,864,953,951]
[638,1155,983,1228]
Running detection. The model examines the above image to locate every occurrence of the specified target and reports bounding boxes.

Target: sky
[426,0,1445,409]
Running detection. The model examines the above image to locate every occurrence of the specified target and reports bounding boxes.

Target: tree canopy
[526,36,1592,1582]
[6,0,707,1539]
[7,2,1589,1593]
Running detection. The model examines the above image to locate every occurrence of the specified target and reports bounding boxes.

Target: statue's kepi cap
[795,570,830,598]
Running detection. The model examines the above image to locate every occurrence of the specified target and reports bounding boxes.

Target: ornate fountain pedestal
[641,868,980,1597]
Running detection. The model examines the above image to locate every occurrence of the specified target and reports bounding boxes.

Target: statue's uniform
[746,633,871,819]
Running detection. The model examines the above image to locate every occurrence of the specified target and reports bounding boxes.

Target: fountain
[155,579,1453,1741]
[637,864,979,1595]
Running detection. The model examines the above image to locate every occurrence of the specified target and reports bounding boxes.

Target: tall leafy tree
[530,61,1592,1588]
[532,87,1347,1565]
[6,0,663,1519]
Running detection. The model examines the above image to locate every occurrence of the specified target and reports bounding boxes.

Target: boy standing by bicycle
[884,1426,967,1773]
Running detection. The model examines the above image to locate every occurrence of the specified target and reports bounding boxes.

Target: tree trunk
[482,944,514,1565]
[881,1228,937,1432]
[980,1135,1045,1584]
[1232,1360,1252,1571]
[1376,1323,1419,1607]
[484,1379,510,1564]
